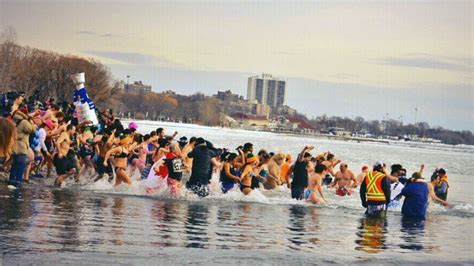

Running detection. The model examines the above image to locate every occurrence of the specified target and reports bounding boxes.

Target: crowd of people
[0,91,451,220]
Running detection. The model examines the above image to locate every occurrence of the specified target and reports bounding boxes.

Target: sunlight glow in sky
[1,0,472,130]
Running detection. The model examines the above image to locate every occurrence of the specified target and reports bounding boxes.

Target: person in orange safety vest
[360,161,391,217]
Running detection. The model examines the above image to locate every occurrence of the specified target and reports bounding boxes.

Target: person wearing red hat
[356,165,369,187]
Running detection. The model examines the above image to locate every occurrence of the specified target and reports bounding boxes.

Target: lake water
[1,121,473,264]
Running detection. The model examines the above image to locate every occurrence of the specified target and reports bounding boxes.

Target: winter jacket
[12,111,35,155]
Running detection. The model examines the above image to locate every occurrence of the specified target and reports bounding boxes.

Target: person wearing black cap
[290,145,314,200]
[387,164,408,208]
[243,143,253,154]
[185,137,219,197]
[178,136,188,150]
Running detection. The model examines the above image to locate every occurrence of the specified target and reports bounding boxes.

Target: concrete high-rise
[247,73,286,108]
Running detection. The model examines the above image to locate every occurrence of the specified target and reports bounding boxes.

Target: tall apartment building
[247,73,286,108]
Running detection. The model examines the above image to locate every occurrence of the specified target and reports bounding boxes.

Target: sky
[1,0,473,130]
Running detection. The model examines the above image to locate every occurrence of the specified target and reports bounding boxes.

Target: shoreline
[120,119,474,152]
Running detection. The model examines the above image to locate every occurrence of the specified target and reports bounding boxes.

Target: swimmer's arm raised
[297,145,313,162]
[419,164,425,175]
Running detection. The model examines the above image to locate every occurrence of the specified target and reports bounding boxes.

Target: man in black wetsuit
[185,138,219,197]
[291,145,314,200]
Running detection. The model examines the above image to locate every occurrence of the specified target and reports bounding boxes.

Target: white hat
[71,72,85,85]
[373,161,384,168]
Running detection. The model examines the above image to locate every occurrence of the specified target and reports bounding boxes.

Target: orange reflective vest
[365,171,386,202]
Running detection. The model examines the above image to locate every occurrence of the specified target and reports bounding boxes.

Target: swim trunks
[221,182,234,193]
[366,204,386,217]
[240,183,251,192]
[53,155,74,175]
[336,187,352,196]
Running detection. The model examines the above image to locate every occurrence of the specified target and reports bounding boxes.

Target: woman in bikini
[104,135,133,186]
[240,154,260,196]
[132,134,153,174]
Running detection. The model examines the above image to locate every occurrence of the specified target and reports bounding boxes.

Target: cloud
[76,30,122,38]
[83,50,185,69]
[76,30,96,36]
[375,54,473,72]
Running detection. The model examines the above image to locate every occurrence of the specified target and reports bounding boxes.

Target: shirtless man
[264,153,285,190]
[93,130,115,182]
[156,127,178,140]
[181,136,196,171]
[53,124,76,186]
[321,153,339,186]
[428,174,449,206]
[304,163,329,204]
[331,163,357,196]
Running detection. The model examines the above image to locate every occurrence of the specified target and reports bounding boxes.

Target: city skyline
[1,0,472,130]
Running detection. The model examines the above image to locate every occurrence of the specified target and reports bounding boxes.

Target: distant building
[125,81,152,94]
[233,113,269,130]
[276,105,297,116]
[162,90,176,95]
[328,127,351,136]
[214,90,240,102]
[115,80,126,91]
[252,103,271,118]
[287,116,316,133]
[247,73,286,108]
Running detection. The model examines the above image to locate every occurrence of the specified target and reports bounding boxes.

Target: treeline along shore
[1,29,473,145]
